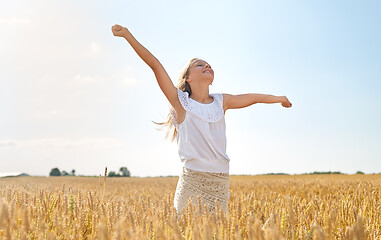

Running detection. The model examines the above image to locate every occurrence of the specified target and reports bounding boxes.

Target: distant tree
[108,171,120,177]
[311,171,343,175]
[62,171,69,176]
[356,171,364,174]
[119,167,131,177]
[71,169,76,176]
[50,168,61,176]
[264,173,288,175]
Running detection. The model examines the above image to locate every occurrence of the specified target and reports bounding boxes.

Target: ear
[185,76,191,83]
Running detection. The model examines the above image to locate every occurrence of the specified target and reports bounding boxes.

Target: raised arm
[223,93,292,111]
[111,24,183,111]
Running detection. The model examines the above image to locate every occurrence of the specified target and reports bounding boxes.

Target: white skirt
[174,167,230,219]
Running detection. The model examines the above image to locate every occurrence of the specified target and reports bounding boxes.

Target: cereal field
[0,174,380,239]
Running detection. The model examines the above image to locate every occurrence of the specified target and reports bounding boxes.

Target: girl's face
[187,60,214,85]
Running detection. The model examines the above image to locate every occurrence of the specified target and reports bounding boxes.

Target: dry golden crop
[0,174,380,239]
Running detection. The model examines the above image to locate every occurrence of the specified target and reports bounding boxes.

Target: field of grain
[0,174,380,239]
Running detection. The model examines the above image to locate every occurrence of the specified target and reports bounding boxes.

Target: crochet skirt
[174,166,230,219]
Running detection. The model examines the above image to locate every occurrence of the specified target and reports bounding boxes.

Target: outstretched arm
[223,93,292,111]
[111,24,183,112]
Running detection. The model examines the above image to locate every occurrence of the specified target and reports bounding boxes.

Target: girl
[111,24,292,220]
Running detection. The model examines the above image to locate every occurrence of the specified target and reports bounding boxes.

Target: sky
[0,0,380,177]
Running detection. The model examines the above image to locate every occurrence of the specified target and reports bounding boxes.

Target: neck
[189,86,212,103]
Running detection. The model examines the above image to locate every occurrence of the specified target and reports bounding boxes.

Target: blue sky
[0,0,380,177]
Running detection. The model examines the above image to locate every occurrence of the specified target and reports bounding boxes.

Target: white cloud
[0,138,123,149]
[0,17,30,25]
[90,42,102,54]
[76,42,105,60]
[72,74,105,86]
[122,77,138,86]
[0,140,17,147]
[33,109,63,119]
[49,110,58,115]
[110,65,140,87]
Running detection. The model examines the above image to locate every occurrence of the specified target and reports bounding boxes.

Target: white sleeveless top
[169,88,230,173]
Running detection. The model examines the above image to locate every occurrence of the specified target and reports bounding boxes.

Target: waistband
[183,159,229,174]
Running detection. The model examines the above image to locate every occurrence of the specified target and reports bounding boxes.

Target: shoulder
[221,93,233,99]
[174,88,189,108]
[176,88,189,100]
[221,93,233,112]
[210,93,223,99]
[172,88,188,124]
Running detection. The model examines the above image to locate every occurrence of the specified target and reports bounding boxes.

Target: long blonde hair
[153,58,201,142]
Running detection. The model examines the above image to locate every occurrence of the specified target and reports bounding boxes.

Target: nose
[205,63,211,68]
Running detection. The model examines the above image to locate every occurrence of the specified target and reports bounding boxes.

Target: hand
[281,96,292,108]
[111,24,128,38]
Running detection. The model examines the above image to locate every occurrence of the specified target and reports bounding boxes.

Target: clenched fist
[111,24,128,38]
[281,96,292,108]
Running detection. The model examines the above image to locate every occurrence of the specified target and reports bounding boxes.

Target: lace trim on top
[169,107,179,129]
[169,88,224,130]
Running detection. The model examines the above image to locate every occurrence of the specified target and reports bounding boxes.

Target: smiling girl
[111,24,292,220]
